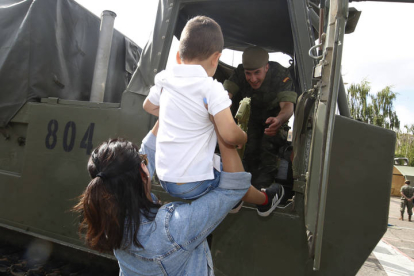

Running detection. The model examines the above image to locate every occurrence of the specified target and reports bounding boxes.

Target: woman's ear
[139,163,146,179]
[176,51,182,64]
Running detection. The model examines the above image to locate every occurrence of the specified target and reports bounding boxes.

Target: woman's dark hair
[73,138,160,252]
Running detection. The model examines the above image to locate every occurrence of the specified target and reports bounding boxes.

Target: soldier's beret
[405,180,411,184]
[242,46,269,70]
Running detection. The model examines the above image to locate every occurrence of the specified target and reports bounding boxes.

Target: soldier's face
[244,64,269,90]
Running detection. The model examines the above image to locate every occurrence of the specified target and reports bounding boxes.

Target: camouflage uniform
[401,184,414,217]
[224,62,297,189]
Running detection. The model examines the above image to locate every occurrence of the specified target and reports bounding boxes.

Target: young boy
[143,16,283,216]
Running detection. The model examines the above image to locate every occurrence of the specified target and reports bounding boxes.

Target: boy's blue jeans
[160,167,221,200]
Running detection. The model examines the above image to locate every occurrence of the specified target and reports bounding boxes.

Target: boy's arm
[143,98,160,117]
[214,107,247,147]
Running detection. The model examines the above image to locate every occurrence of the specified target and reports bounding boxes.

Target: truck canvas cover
[126,0,294,96]
[0,0,141,127]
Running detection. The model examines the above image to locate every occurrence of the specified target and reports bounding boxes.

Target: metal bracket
[293,180,306,194]
[46,97,59,104]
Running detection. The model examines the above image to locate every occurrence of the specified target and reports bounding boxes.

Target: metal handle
[308,44,323,60]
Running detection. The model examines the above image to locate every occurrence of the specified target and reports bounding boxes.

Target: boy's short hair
[179,16,224,62]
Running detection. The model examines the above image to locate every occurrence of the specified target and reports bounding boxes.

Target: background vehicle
[0,0,396,275]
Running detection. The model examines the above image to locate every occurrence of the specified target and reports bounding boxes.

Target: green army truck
[0,0,396,275]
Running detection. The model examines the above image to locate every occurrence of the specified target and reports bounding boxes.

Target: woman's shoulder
[153,202,189,228]
[157,202,186,214]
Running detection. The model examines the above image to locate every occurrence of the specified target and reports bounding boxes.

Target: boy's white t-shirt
[147,64,231,183]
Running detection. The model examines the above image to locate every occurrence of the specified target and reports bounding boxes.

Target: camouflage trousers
[243,124,288,190]
[401,199,413,216]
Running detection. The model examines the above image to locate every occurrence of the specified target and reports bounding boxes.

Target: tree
[346,80,400,131]
[370,86,400,130]
[347,79,372,123]
[395,124,414,166]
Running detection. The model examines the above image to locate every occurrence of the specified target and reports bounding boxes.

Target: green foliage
[395,125,414,166]
[346,80,400,130]
[347,80,371,123]
[371,86,400,130]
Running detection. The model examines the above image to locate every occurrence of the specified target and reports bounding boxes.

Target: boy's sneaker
[257,184,284,217]
[229,201,244,214]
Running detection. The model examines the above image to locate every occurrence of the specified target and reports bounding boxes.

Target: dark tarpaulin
[0,0,141,127]
[126,0,293,97]
[175,1,293,54]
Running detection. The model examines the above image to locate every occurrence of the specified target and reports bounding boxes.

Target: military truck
[0,0,396,275]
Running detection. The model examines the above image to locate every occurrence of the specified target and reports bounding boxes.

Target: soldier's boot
[409,215,412,222]
[399,212,404,221]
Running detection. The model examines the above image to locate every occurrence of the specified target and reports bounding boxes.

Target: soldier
[400,180,414,221]
[223,46,297,189]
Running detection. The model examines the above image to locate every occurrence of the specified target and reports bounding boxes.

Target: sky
[341,1,414,130]
[75,0,414,130]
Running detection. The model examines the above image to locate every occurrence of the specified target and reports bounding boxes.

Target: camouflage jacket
[224,61,297,125]
[401,184,414,200]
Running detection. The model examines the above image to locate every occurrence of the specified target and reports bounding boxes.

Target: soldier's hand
[264,117,282,136]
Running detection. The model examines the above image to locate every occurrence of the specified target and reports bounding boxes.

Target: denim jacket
[114,132,251,276]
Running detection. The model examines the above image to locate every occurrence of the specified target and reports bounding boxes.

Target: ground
[357,197,414,276]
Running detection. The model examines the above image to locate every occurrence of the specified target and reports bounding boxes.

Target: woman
[74,121,251,275]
